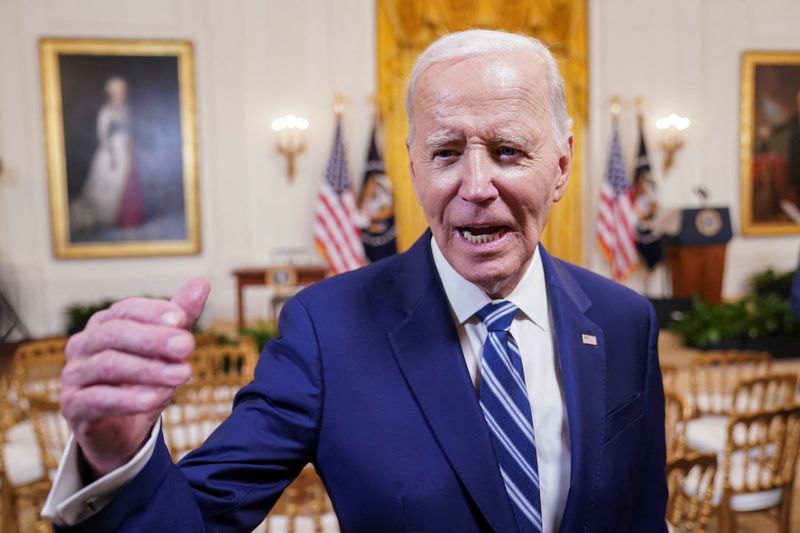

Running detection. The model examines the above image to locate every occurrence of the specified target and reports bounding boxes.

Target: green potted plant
[668,267,800,358]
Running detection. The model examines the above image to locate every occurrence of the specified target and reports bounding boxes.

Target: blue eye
[497,146,519,157]
[434,149,457,159]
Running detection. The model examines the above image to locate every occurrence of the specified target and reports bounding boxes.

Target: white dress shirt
[431,239,570,533]
[44,239,571,530]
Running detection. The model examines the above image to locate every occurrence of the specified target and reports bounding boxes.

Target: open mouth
[458,226,508,244]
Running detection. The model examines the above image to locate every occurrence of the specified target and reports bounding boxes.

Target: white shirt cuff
[41,418,162,526]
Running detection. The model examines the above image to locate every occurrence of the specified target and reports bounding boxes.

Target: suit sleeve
[790,266,800,320]
[631,302,668,532]
[56,296,324,532]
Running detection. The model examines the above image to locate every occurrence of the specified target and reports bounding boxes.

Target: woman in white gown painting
[71,76,142,234]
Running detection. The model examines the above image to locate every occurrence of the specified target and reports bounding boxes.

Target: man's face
[408,53,572,298]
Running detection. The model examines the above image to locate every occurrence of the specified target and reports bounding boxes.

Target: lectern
[664,207,733,305]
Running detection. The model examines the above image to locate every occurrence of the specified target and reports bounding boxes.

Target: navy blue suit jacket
[61,232,667,532]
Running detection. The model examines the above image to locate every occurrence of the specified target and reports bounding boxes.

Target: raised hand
[60,277,210,478]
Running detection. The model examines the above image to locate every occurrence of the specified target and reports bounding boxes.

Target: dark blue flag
[358,125,396,262]
[632,118,664,269]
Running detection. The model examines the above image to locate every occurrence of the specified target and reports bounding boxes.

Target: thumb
[170,277,211,328]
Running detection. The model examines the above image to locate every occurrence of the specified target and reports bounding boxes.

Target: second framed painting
[740,51,800,236]
[40,38,201,258]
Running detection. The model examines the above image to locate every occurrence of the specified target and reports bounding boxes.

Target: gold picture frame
[40,38,201,258]
[740,51,800,236]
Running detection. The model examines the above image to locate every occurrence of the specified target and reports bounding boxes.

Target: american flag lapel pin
[581,334,597,346]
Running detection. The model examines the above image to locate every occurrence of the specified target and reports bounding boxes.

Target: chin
[459,261,519,297]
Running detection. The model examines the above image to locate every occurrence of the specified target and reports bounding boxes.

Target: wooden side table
[232,265,328,329]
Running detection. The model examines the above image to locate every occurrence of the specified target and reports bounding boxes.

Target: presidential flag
[358,125,397,262]
[313,119,366,274]
[632,119,664,269]
[598,127,638,280]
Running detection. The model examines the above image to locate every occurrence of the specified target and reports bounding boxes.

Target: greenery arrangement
[749,267,795,300]
[238,321,279,353]
[668,266,798,354]
[208,321,279,353]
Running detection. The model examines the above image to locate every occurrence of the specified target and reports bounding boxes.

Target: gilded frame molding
[740,50,800,236]
[40,38,201,258]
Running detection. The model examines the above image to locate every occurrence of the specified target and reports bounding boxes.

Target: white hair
[405,29,573,151]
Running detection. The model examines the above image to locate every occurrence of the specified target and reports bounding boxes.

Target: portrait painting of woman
[40,39,200,258]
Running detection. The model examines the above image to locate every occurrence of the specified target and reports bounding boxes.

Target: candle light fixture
[655,113,690,175]
[271,114,309,182]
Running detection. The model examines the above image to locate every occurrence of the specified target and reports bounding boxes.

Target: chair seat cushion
[2,421,45,486]
[685,415,728,454]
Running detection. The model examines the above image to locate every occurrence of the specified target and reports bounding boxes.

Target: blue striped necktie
[477,301,542,533]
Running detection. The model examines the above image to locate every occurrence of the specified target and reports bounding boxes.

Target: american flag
[314,119,366,274]
[598,128,638,280]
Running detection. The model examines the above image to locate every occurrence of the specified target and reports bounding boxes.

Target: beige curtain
[377,0,587,264]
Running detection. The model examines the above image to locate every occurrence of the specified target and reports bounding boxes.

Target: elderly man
[44,30,667,532]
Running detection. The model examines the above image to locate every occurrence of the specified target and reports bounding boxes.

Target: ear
[552,134,573,203]
[407,139,418,188]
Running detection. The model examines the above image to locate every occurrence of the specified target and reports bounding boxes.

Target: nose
[458,147,498,204]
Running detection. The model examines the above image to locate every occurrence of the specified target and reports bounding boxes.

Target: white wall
[587,0,800,297]
[2,0,799,336]
[0,0,376,336]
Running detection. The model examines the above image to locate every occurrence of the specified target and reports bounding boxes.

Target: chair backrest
[11,337,68,408]
[162,339,259,460]
[666,452,718,533]
[665,388,690,459]
[0,374,15,434]
[731,373,798,415]
[661,363,678,392]
[688,351,772,415]
[722,405,800,497]
[269,465,333,533]
[26,397,70,479]
[10,338,70,481]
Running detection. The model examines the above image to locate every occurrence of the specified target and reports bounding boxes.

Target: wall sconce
[655,113,691,175]
[271,114,309,182]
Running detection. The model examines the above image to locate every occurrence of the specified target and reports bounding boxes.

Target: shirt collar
[430,236,549,332]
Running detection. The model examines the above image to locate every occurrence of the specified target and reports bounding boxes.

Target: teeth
[461,229,503,244]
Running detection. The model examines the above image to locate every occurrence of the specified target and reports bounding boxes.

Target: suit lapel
[540,249,606,533]
[388,233,519,533]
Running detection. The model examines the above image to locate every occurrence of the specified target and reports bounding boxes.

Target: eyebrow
[424,131,464,148]
[489,133,532,148]
[422,131,534,150]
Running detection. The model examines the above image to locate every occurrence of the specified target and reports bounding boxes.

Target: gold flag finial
[333,93,345,117]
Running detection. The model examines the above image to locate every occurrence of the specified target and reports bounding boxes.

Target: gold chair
[267,465,336,533]
[687,351,772,417]
[662,363,678,392]
[687,373,798,458]
[162,340,259,460]
[2,338,68,533]
[665,389,691,460]
[730,373,798,414]
[716,405,800,533]
[12,396,66,533]
[1,373,19,532]
[10,337,67,418]
[666,452,718,533]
